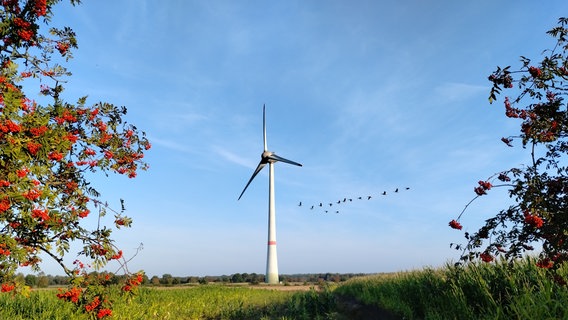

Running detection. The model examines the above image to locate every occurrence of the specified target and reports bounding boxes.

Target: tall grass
[335,257,568,319]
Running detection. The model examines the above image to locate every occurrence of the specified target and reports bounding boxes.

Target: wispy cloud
[148,110,209,134]
[212,145,255,169]
[434,82,488,103]
[178,112,209,125]
[149,136,196,154]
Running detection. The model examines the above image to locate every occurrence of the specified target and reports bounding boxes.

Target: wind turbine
[238,104,302,284]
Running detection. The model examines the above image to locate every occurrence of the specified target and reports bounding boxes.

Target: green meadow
[2,258,568,319]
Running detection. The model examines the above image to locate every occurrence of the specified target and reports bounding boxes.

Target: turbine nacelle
[262,151,274,163]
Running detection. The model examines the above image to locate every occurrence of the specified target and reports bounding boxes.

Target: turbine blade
[263,104,267,152]
[238,161,267,200]
[267,154,302,167]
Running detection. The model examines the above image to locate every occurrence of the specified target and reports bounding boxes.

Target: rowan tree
[0,0,150,316]
[450,17,568,281]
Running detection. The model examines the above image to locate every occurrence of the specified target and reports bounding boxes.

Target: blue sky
[32,1,567,277]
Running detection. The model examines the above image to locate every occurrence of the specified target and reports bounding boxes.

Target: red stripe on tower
[268,241,277,245]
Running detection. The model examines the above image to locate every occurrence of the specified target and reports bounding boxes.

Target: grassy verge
[335,257,568,319]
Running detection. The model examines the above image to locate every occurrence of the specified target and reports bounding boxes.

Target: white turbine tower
[238,104,302,284]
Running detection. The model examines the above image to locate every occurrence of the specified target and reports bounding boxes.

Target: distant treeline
[167,272,370,285]
[16,272,370,287]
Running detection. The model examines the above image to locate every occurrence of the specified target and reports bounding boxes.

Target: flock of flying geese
[298,187,410,214]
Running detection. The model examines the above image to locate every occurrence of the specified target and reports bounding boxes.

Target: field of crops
[3,258,568,319]
[0,285,337,320]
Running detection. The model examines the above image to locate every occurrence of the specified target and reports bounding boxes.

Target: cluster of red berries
[448,219,462,230]
[524,211,544,228]
[1,283,15,292]
[474,180,492,196]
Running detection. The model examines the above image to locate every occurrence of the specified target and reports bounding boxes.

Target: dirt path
[334,294,402,320]
[247,284,403,319]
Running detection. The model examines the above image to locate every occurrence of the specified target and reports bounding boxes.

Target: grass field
[2,258,568,319]
[0,284,337,320]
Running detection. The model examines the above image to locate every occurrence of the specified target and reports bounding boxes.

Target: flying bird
[298,185,412,215]
[298,202,302,206]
